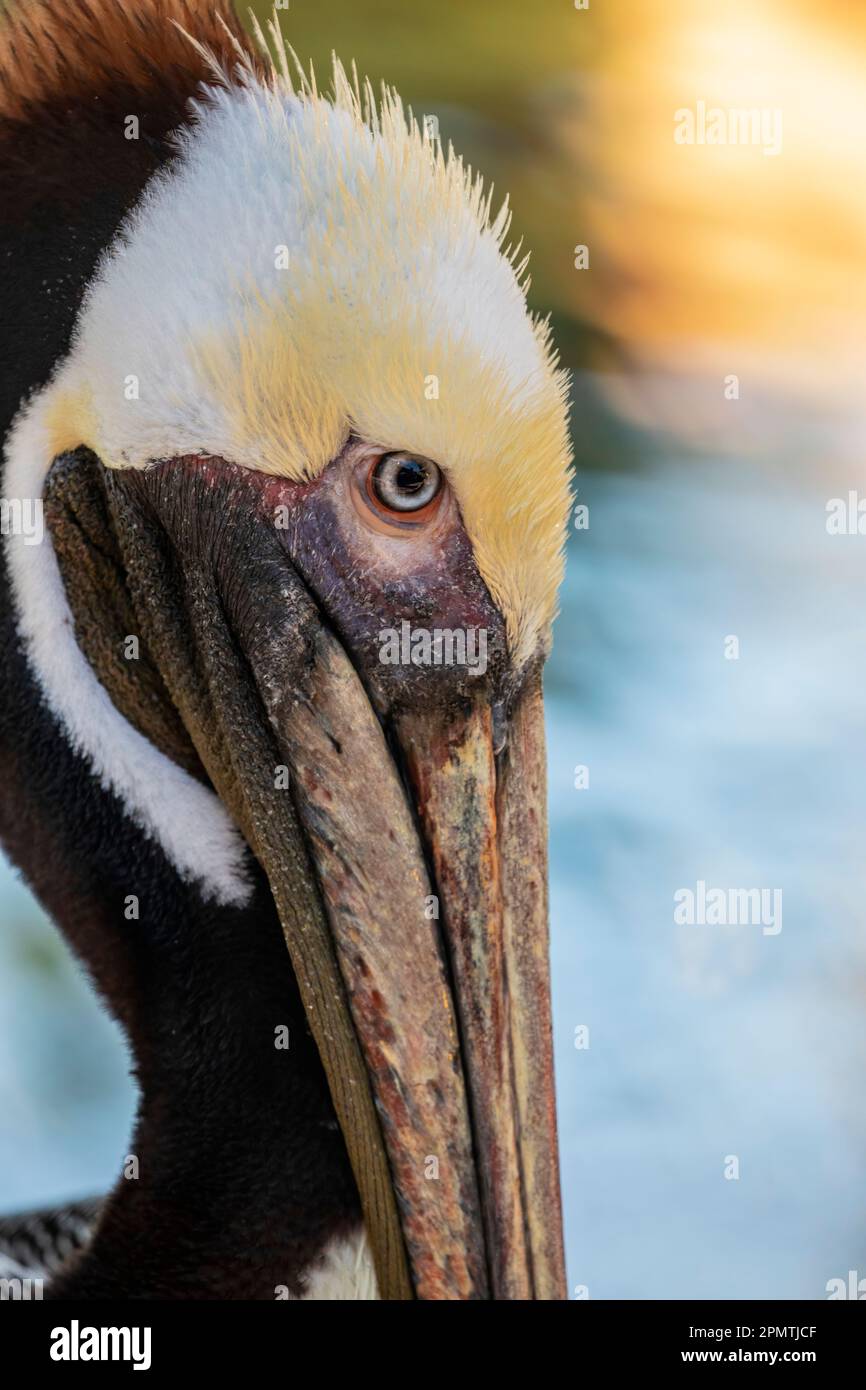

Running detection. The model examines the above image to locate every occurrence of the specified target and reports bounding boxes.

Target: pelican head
[1,0,572,1299]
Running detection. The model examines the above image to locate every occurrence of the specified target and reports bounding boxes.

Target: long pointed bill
[257,628,565,1299]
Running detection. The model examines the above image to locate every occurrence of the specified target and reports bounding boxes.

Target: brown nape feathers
[0,0,261,214]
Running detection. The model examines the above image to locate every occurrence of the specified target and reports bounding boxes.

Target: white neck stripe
[3,393,251,908]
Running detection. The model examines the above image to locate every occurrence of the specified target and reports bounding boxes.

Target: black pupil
[394,458,427,493]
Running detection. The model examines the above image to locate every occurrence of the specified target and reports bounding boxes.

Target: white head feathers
[43,26,573,666]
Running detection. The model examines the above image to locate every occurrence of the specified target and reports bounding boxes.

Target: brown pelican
[0,0,572,1299]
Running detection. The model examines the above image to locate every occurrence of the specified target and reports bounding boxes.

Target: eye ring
[365,452,443,522]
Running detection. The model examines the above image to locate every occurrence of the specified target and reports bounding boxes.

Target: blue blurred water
[2,453,865,1297]
[0,874,135,1210]
[550,457,866,1298]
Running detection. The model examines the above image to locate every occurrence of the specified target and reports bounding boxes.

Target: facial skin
[261,437,510,720]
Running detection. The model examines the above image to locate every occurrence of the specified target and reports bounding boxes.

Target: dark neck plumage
[44,859,360,1301]
[0,0,360,1299]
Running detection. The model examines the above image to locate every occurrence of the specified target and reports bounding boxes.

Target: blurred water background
[2,0,866,1298]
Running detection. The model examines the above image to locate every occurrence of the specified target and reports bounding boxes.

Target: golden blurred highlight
[578,0,866,412]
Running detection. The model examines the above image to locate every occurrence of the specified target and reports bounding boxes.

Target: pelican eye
[369,453,442,515]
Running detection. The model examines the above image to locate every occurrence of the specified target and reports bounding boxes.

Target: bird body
[0,0,571,1299]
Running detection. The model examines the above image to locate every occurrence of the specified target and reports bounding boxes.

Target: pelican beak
[280,640,566,1300]
[45,452,566,1300]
